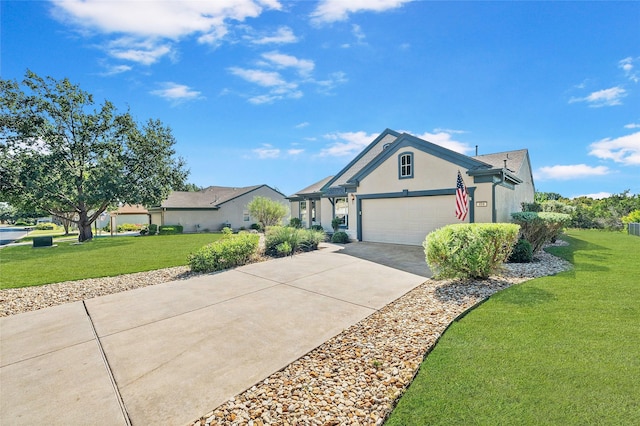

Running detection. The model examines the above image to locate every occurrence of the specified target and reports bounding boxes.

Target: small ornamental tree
[247,196,288,228]
[0,70,187,242]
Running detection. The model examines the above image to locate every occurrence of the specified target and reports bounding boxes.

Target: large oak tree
[0,70,188,241]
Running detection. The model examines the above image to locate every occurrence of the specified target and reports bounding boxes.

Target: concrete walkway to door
[0,243,427,425]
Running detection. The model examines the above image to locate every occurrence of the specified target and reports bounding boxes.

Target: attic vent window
[383,143,391,150]
[398,152,413,179]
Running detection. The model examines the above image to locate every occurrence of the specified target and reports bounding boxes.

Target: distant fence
[629,223,640,237]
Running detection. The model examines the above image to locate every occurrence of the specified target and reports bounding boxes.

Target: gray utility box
[33,236,53,247]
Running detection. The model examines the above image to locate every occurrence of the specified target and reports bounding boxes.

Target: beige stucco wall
[357,149,466,194]
[150,212,162,227]
[217,186,288,230]
[156,186,288,232]
[470,183,494,223]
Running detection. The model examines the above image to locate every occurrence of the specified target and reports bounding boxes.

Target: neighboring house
[95,204,150,229]
[149,185,287,232]
[288,128,535,245]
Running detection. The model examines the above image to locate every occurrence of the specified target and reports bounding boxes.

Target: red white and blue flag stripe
[455,171,469,221]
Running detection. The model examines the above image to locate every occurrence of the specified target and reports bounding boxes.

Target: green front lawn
[386,229,640,425]
[0,234,224,289]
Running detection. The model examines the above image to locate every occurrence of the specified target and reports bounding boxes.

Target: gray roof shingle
[159,185,265,208]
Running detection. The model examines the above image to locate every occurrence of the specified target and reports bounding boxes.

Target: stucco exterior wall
[357,149,466,195]
[470,182,494,223]
[154,186,287,232]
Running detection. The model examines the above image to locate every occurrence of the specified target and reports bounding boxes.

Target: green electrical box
[33,236,53,248]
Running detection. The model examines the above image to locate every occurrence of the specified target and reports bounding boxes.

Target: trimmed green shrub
[148,224,158,235]
[117,223,142,232]
[311,225,324,232]
[424,223,520,280]
[250,223,263,232]
[158,225,184,235]
[188,233,260,272]
[34,222,55,230]
[221,226,233,237]
[331,231,350,244]
[331,217,342,232]
[508,238,533,263]
[289,217,303,228]
[511,212,571,253]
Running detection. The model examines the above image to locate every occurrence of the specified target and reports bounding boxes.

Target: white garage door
[361,196,457,245]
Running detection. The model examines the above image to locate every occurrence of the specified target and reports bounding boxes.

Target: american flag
[455,170,468,221]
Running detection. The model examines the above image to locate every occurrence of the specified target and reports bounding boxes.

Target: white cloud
[104,37,174,65]
[252,144,281,159]
[99,64,133,76]
[295,122,310,128]
[51,0,282,63]
[250,26,298,44]
[287,148,304,155]
[535,164,610,180]
[412,130,473,155]
[589,131,640,165]
[571,192,612,200]
[53,0,280,39]
[261,51,315,76]
[150,82,202,103]
[619,56,639,83]
[319,131,378,157]
[352,24,366,43]
[624,123,640,129]
[228,67,287,87]
[315,71,348,94]
[569,86,627,107]
[310,0,412,24]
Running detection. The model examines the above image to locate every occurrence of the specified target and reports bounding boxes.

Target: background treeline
[525,190,640,231]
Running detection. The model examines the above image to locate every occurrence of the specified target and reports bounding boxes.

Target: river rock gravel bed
[190,245,572,426]
[0,241,572,426]
[0,266,195,317]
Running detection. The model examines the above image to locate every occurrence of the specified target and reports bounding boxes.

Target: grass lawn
[0,233,224,289]
[386,229,640,425]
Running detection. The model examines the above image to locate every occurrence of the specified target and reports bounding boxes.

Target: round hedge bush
[331,231,350,244]
[508,238,533,263]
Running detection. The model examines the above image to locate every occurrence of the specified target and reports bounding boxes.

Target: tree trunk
[78,210,93,242]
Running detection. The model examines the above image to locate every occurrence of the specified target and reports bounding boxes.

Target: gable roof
[348,132,492,184]
[288,176,333,200]
[156,185,283,209]
[473,149,528,174]
[321,129,400,191]
[291,128,532,197]
[114,204,148,215]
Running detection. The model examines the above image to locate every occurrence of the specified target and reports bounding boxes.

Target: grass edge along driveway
[0,234,224,289]
[386,229,639,426]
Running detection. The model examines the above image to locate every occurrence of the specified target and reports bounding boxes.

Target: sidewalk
[0,244,427,425]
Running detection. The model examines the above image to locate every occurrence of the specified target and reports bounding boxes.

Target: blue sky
[2,0,639,198]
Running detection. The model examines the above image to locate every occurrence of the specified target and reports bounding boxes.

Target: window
[299,201,308,226]
[399,152,413,179]
[334,197,348,228]
[243,210,250,222]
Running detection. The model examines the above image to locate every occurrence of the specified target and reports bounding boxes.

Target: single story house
[95,204,150,229]
[288,128,535,245]
[149,185,287,232]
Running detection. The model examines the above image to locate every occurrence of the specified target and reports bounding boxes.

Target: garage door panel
[361,196,457,245]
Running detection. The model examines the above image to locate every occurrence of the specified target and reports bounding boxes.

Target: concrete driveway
[336,241,431,277]
[0,243,427,425]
